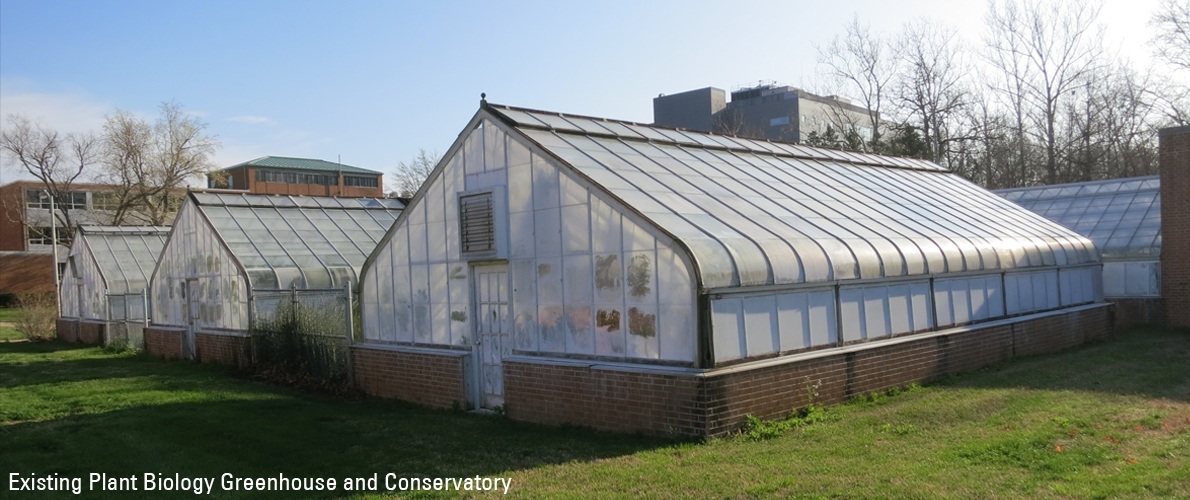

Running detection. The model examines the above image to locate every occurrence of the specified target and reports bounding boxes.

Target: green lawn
[0,307,24,341]
[2,327,1187,498]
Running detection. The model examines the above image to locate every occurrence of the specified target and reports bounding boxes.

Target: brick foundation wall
[505,362,704,436]
[54,318,105,344]
[77,321,104,345]
[56,318,79,343]
[503,304,1112,437]
[1110,298,1164,329]
[194,332,252,368]
[144,326,184,360]
[1161,125,1190,327]
[351,346,468,409]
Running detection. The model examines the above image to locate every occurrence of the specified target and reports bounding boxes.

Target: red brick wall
[504,305,1111,437]
[505,363,704,436]
[232,168,249,190]
[54,319,104,344]
[351,346,468,409]
[1161,126,1190,327]
[0,254,55,296]
[233,167,384,198]
[1111,298,1164,329]
[144,327,184,360]
[56,318,79,343]
[0,182,30,252]
[195,332,252,367]
[76,321,104,345]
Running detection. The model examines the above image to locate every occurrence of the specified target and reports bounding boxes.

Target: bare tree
[98,102,219,225]
[1150,0,1190,125]
[894,19,972,165]
[390,149,439,198]
[984,0,1106,185]
[1069,65,1160,179]
[712,108,768,140]
[1,114,100,244]
[1150,0,1190,72]
[816,16,896,149]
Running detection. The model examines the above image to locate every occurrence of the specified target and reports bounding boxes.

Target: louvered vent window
[459,192,495,254]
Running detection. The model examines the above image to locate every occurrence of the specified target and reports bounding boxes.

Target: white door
[472,265,510,409]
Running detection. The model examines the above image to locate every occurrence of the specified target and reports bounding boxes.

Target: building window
[93,191,121,211]
[26,226,65,246]
[68,192,87,209]
[459,192,495,254]
[255,170,336,186]
[25,189,50,209]
[343,175,378,188]
[25,189,87,209]
[770,116,790,127]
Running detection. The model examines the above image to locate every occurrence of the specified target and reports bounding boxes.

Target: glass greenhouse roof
[996,176,1160,260]
[190,192,405,289]
[488,104,1099,289]
[77,226,170,294]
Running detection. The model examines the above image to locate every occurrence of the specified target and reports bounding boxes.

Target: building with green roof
[207,155,384,198]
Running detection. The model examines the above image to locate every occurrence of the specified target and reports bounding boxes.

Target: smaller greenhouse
[145,192,404,362]
[57,226,170,346]
[997,176,1161,298]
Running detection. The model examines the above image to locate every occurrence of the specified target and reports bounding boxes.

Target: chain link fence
[250,286,354,384]
[106,290,149,348]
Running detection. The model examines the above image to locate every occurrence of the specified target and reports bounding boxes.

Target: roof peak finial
[480,92,487,104]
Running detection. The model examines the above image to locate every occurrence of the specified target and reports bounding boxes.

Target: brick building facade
[207,156,385,198]
[1160,125,1190,328]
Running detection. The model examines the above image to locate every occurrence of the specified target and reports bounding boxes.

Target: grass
[2,327,1188,498]
[0,307,26,341]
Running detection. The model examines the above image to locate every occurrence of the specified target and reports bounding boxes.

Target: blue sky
[0,0,1166,189]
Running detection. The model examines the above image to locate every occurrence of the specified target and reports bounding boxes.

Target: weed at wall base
[249,300,354,396]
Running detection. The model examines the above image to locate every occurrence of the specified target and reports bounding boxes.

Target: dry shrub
[14,292,57,341]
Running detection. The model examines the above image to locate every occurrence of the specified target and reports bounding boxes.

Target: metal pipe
[343,280,354,345]
[45,190,61,317]
[142,287,150,327]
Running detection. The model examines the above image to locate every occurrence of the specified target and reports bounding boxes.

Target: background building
[0,181,173,300]
[207,156,384,198]
[653,82,874,143]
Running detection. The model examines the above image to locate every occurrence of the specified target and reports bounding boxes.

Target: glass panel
[595,120,648,140]
[496,108,551,128]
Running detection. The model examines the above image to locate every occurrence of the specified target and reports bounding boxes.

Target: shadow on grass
[937,326,1190,402]
[1,341,671,498]
[0,341,231,390]
[2,396,667,498]
[0,339,94,353]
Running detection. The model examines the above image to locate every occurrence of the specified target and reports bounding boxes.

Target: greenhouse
[997,176,1161,298]
[57,225,170,346]
[355,101,1111,437]
[144,192,404,362]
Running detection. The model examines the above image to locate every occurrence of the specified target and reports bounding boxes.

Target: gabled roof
[75,226,170,294]
[217,156,382,176]
[482,103,1098,289]
[996,176,1160,259]
[186,192,404,289]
